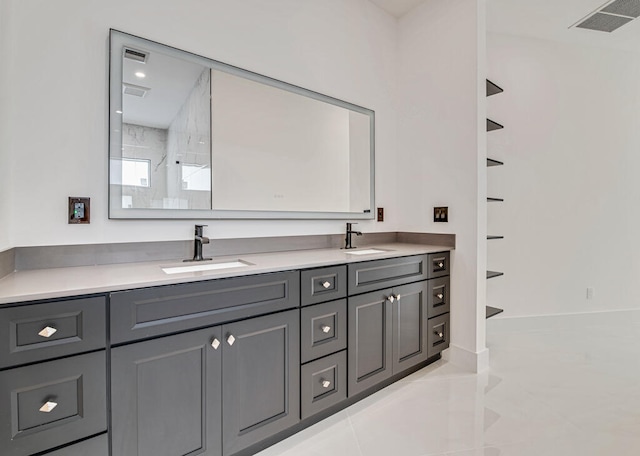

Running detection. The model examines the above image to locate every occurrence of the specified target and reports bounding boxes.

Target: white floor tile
[256,310,640,456]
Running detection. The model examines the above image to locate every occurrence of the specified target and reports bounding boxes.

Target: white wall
[0,0,13,251]
[487,32,640,316]
[3,0,397,246]
[398,0,488,370]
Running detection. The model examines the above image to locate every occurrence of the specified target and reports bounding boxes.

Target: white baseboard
[442,344,490,373]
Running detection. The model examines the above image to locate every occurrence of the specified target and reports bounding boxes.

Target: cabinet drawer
[427,313,450,358]
[301,299,347,363]
[301,265,347,307]
[428,252,450,279]
[0,296,106,369]
[426,277,450,318]
[301,351,347,420]
[0,351,107,456]
[111,270,300,344]
[46,433,109,456]
[348,255,428,295]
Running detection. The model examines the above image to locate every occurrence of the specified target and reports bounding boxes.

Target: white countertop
[0,243,451,305]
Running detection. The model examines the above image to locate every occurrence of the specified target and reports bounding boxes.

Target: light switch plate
[434,207,448,222]
[69,197,90,224]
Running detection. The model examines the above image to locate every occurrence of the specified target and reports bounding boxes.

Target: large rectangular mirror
[109,30,375,219]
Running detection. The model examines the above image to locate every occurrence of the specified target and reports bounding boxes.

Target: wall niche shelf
[486,270,504,279]
[487,119,504,132]
[486,79,505,320]
[486,306,504,319]
[486,79,504,97]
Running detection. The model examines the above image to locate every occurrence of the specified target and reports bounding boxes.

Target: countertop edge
[0,243,452,305]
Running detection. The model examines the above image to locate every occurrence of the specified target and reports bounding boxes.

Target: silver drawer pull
[435,331,444,338]
[211,338,221,350]
[321,325,331,333]
[437,293,444,300]
[227,335,236,346]
[38,326,57,338]
[321,379,331,388]
[387,295,395,303]
[39,401,58,413]
[322,281,331,289]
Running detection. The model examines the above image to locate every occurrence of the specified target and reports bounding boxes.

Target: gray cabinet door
[392,281,429,374]
[222,310,300,456]
[111,327,222,456]
[348,289,393,397]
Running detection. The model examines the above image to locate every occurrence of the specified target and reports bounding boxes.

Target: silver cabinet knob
[322,281,331,289]
[321,379,331,388]
[438,262,444,268]
[211,338,220,350]
[387,295,395,303]
[437,293,444,300]
[435,331,444,338]
[39,401,58,413]
[321,325,331,333]
[227,335,236,346]
[38,326,57,338]
[395,294,401,301]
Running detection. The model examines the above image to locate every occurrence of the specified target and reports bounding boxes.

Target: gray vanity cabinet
[391,281,430,373]
[222,309,300,456]
[111,326,223,456]
[347,281,429,396]
[111,309,300,456]
[348,289,393,396]
[348,253,451,397]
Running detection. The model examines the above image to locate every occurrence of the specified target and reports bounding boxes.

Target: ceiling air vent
[123,83,150,98]
[602,0,640,18]
[123,47,148,64]
[573,0,640,32]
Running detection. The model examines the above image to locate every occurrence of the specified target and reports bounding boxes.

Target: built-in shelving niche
[486,79,505,319]
[487,270,504,280]
[487,119,504,132]
[486,79,504,97]
[486,306,504,319]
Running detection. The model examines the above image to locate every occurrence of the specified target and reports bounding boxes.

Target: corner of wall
[0,0,14,251]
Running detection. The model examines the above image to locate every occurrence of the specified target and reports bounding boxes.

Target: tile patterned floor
[255,310,640,455]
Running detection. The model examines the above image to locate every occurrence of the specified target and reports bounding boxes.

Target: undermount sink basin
[162,260,252,275]
[344,248,388,255]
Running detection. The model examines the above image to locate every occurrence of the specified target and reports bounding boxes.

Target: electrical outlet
[586,287,594,300]
[377,207,384,222]
[69,197,90,224]
[434,207,448,222]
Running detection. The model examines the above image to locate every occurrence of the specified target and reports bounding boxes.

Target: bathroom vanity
[0,244,450,456]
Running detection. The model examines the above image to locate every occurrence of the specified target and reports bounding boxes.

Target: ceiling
[488,0,640,52]
[370,0,640,52]
[368,0,425,18]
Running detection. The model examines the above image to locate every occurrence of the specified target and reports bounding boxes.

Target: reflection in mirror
[109,30,374,219]
[111,39,211,211]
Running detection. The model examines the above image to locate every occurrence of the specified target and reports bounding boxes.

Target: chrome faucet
[344,222,362,249]
[185,224,212,262]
